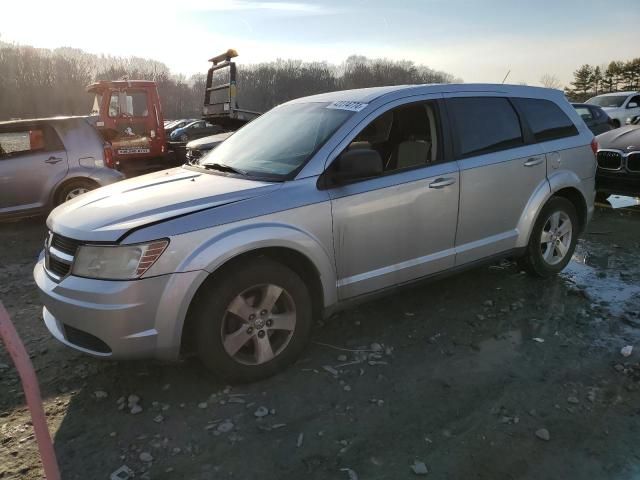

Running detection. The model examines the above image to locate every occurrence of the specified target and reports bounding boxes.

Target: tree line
[0,41,459,121]
[563,58,640,102]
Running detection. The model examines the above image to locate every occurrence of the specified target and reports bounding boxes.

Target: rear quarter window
[513,98,578,142]
[448,97,524,157]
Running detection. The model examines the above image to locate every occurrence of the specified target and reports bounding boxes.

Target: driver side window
[344,101,441,175]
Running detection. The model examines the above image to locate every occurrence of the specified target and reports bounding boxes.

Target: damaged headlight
[71,240,169,280]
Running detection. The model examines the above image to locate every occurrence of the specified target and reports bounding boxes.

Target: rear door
[511,98,586,180]
[0,123,68,215]
[109,89,154,158]
[444,95,547,265]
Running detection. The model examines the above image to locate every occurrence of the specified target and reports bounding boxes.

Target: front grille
[627,152,640,172]
[47,257,71,278]
[51,234,81,256]
[62,324,111,354]
[45,232,82,281]
[186,148,203,162]
[597,150,622,170]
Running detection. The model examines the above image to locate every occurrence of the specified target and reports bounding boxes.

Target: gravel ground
[1,200,640,480]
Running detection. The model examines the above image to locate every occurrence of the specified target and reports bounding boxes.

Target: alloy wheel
[65,187,89,201]
[540,211,572,265]
[221,283,297,365]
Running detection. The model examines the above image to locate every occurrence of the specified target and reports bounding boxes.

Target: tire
[518,197,578,278]
[179,133,189,142]
[194,257,313,383]
[55,179,97,206]
[612,119,620,129]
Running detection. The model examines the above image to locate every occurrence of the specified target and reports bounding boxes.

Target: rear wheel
[194,257,313,382]
[518,197,578,277]
[179,133,189,142]
[55,179,97,206]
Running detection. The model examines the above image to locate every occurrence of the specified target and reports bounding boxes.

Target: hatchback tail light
[103,144,115,168]
[590,138,598,155]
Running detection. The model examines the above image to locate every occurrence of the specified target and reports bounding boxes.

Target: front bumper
[34,255,207,361]
[596,170,640,197]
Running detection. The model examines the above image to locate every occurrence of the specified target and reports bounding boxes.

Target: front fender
[179,222,338,308]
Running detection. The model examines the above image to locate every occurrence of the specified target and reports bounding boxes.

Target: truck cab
[87,80,166,169]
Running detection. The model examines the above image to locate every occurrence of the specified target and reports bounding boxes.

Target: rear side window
[574,106,593,121]
[0,124,64,159]
[513,98,578,142]
[448,97,523,157]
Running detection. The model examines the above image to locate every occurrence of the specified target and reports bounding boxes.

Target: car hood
[186,132,233,150]
[47,167,281,242]
[596,125,640,151]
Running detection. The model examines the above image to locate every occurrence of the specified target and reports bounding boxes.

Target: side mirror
[628,102,638,109]
[331,148,383,184]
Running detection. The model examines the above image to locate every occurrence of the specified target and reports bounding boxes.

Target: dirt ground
[1,198,640,480]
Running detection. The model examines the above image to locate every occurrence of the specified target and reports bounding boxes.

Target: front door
[328,99,460,300]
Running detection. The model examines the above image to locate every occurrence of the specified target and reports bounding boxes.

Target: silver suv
[0,117,124,219]
[34,85,596,382]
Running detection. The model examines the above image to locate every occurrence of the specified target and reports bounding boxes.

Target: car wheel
[518,197,578,277]
[55,179,97,206]
[194,257,313,382]
[612,119,620,128]
[180,133,189,142]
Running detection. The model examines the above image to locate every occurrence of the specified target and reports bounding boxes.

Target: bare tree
[539,74,562,90]
[0,41,460,120]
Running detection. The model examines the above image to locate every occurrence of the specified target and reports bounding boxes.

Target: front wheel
[518,197,578,277]
[194,257,313,382]
[179,133,189,142]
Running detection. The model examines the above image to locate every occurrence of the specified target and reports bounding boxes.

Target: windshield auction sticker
[326,101,369,112]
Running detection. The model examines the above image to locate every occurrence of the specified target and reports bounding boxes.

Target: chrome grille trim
[49,246,74,263]
[627,152,640,173]
[597,149,623,171]
[44,232,82,282]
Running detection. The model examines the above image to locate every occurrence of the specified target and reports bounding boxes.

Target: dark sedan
[169,120,224,143]
[164,118,198,136]
[572,103,615,136]
[595,124,640,200]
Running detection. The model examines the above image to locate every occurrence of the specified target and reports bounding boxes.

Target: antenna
[501,70,511,84]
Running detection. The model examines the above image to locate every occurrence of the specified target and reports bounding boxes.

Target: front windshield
[587,95,627,108]
[198,102,356,179]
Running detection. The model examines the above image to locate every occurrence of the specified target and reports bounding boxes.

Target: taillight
[590,138,598,155]
[103,144,115,168]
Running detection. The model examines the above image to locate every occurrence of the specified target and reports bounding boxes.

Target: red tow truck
[87,80,169,173]
[85,50,260,174]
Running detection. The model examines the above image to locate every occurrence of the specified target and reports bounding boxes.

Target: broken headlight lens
[71,240,169,280]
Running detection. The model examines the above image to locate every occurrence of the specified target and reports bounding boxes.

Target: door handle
[524,157,544,167]
[429,177,456,189]
[44,156,63,164]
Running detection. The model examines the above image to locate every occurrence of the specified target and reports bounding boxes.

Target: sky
[1,0,639,86]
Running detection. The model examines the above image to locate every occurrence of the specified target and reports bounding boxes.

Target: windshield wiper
[199,163,247,175]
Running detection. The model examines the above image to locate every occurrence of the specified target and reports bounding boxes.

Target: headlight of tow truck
[71,240,169,280]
